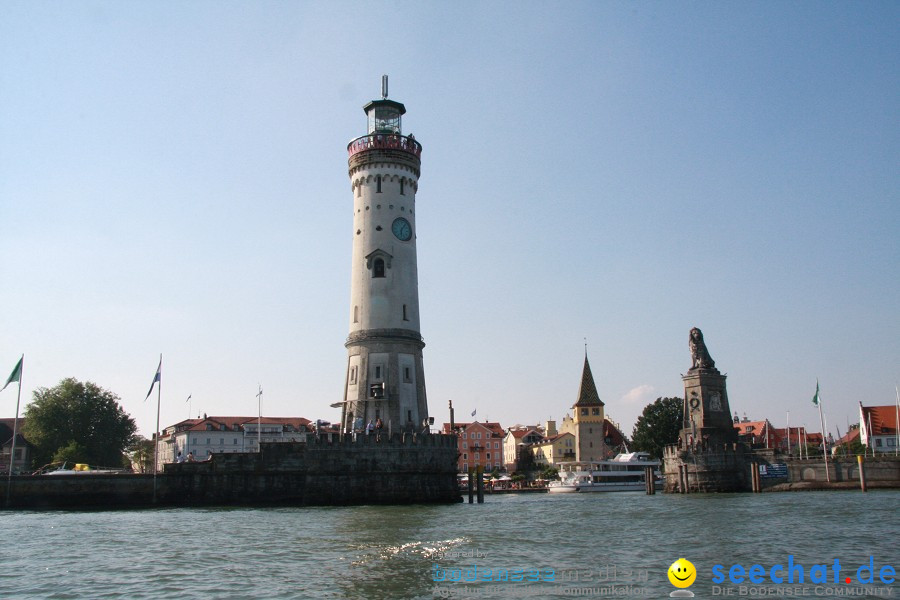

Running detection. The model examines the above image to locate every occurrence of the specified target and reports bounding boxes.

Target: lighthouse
[340,77,429,434]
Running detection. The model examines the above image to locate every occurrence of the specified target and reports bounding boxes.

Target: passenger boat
[546,452,662,493]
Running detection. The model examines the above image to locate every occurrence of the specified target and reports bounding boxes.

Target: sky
[1,1,898,442]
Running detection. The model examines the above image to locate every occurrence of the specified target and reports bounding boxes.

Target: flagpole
[786,412,791,457]
[256,385,263,452]
[815,382,830,483]
[6,355,23,507]
[154,354,161,503]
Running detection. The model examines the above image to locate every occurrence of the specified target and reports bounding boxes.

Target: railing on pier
[347,133,422,159]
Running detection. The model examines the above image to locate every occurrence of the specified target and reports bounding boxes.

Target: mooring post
[476,465,484,504]
[858,455,867,492]
[467,468,474,504]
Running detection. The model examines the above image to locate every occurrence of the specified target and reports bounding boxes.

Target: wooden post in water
[645,466,655,495]
[476,465,484,504]
[467,468,474,504]
[858,455,867,492]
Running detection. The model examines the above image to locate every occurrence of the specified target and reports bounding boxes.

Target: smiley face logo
[668,558,696,588]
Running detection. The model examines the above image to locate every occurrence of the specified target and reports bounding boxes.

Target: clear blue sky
[1,1,897,441]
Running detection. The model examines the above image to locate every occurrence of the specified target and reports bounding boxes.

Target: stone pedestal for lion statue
[663,328,751,493]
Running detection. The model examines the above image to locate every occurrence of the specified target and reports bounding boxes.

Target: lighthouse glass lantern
[365,99,405,135]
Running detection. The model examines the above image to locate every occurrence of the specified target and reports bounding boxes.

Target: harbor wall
[1,433,461,509]
[664,446,900,493]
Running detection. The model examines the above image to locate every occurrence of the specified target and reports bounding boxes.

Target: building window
[350,366,358,385]
[486,453,491,460]
[376,175,382,193]
[463,453,468,460]
[375,366,382,379]
[353,306,359,323]
[404,367,411,382]
[373,259,385,278]
[592,408,600,415]
[400,179,405,195]
[403,304,408,321]
[581,408,588,416]
[463,463,468,471]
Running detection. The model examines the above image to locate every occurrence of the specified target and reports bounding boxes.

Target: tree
[631,397,683,459]
[128,437,155,473]
[23,378,138,468]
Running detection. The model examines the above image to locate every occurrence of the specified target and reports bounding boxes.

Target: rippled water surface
[1,490,897,599]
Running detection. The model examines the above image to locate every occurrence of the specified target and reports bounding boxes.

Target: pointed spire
[574,353,604,407]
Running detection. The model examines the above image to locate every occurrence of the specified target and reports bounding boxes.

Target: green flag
[812,380,820,406]
[1,356,23,392]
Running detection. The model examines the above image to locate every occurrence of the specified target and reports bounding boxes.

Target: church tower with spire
[561,353,608,461]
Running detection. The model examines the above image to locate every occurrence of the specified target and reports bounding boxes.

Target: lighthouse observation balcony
[348,133,422,175]
[348,133,422,159]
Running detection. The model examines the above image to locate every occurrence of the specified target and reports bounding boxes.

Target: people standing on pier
[375,417,383,440]
[366,421,374,436]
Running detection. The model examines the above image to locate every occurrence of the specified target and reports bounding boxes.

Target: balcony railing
[348,134,422,159]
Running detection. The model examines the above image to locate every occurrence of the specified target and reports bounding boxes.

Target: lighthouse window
[374,258,385,278]
[404,367,411,382]
[403,304,408,321]
[400,179,405,195]
[376,175,382,193]
[353,306,359,323]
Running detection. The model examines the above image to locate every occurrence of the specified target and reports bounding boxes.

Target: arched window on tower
[376,175,382,193]
[400,179,405,195]
[374,258,385,278]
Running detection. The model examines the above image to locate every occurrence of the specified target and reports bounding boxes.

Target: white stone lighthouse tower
[340,77,429,434]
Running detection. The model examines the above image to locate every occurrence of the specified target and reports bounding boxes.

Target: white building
[156,416,312,466]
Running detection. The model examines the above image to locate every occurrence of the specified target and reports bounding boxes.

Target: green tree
[23,378,138,468]
[127,437,155,473]
[631,397,683,459]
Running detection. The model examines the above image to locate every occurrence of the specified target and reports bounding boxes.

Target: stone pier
[2,433,461,509]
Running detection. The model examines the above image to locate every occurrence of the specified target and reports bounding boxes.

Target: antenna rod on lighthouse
[382,74,388,99]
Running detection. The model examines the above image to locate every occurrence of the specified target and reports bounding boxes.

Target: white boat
[546,452,662,493]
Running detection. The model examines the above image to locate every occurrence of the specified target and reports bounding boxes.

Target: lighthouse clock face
[392,217,412,241]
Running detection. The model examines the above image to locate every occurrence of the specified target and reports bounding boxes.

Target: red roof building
[859,403,900,454]
[442,421,505,473]
[157,415,312,466]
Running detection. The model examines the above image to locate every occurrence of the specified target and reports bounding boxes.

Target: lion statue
[689,327,716,370]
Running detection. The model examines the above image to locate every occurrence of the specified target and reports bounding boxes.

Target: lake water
[1,490,897,599]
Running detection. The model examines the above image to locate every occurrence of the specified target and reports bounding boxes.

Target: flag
[811,380,820,406]
[145,357,161,401]
[1,356,23,393]
[471,409,476,417]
